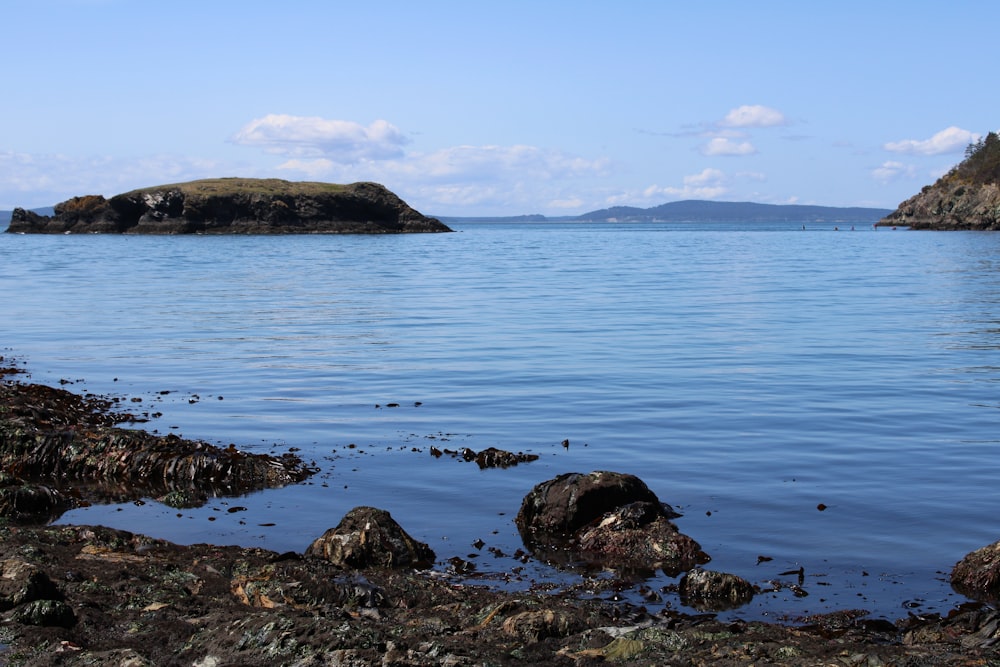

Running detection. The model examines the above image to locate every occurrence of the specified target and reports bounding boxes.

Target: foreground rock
[0,523,998,665]
[679,567,756,611]
[516,471,710,575]
[0,366,314,520]
[6,178,452,234]
[305,506,435,569]
[880,131,1000,230]
[952,539,1000,603]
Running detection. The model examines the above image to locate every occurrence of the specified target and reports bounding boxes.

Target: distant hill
[880,131,1000,230]
[578,200,892,223]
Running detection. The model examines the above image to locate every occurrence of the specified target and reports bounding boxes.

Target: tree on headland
[952,131,1000,186]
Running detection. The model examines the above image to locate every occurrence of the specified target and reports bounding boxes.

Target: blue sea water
[3,220,1000,622]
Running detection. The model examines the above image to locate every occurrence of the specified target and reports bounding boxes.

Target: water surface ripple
[3,221,1000,621]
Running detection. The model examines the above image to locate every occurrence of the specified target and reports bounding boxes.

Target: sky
[2,0,997,217]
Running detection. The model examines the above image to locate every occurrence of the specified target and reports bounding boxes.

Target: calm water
[3,221,1000,622]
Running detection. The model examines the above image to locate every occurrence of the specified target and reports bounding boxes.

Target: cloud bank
[231,115,410,162]
[884,126,979,155]
[719,105,788,128]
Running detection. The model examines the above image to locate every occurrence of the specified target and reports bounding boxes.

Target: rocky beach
[3,358,1000,665]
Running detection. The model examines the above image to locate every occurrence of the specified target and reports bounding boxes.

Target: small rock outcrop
[0,371,314,521]
[515,471,708,574]
[679,567,755,611]
[305,506,435,569]
[6,178,452,234]
[881,131,1000,230]
[952,539,1000,602]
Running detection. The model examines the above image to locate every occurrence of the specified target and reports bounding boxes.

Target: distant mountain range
[576,200,892,223]
[443,200,891,224]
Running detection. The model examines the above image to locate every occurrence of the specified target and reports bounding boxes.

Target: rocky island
[880,131,1000,230]
[5,178,452,235]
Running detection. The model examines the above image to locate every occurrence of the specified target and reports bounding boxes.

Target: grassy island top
[120,177,354,198]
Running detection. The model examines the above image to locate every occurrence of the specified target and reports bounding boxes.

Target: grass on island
[119,178,353,199]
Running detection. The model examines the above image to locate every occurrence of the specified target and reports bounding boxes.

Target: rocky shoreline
[3,362,1000,664]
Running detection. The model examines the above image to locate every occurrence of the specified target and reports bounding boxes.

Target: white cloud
[719,105,788,128]
[702,137,757,156]
[270,141,611,215]
[0,150,228,208]
[606,169,730,206]
[231,114,410,162]
[884,126,979,156]
[872,160,917,183]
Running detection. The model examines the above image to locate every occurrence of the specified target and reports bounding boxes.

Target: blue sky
[2,0,996,216]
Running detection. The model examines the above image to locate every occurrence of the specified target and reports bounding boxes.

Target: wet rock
[305,506,435,569]
[474,446,539,469]
[952,539,1000,602]
[9,598,76,627]
[0,559,61,610]
[0,377,315,521]
[515,471,705,573]
[0,477,73,523]
[232,563,384,611]
[500,609,581,643]
[516,471,662,538]
[679,567,755,611]
[577,502,709,575]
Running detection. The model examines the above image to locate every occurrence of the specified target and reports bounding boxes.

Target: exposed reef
[0,362,314,521]
[6,178,452,234]
[880,131,1000,230]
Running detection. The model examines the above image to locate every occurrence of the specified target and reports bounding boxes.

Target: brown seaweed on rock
[0,373,315,521]
[516,471,709,576]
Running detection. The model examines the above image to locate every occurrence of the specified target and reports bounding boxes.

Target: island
[5,178,453,234]
[880,131,1000,230]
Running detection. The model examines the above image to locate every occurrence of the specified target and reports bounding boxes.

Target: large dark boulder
[515,471,708,573]
[516,471,662,539]
[305,506,435,569]
[7,178,452,235]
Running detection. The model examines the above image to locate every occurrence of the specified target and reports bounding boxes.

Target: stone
[952,539,1000,602]
[10,598,76,627]
[305,506,435,569]
[515,472,707,574]
[0,559,60,610]
[679,567,755,611]
[500,609,580,643]
[576,502,709,575]
[515,471,662,540]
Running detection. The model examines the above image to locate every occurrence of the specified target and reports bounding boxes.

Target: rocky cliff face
[880,131,1000,230]
[880,182,1000,230]
[6,179,452,234]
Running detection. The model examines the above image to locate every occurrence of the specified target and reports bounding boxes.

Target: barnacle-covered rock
[305,506,435,569]
[679,567,755,611]
[952,540,1000,602]
[515,471,706,574]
